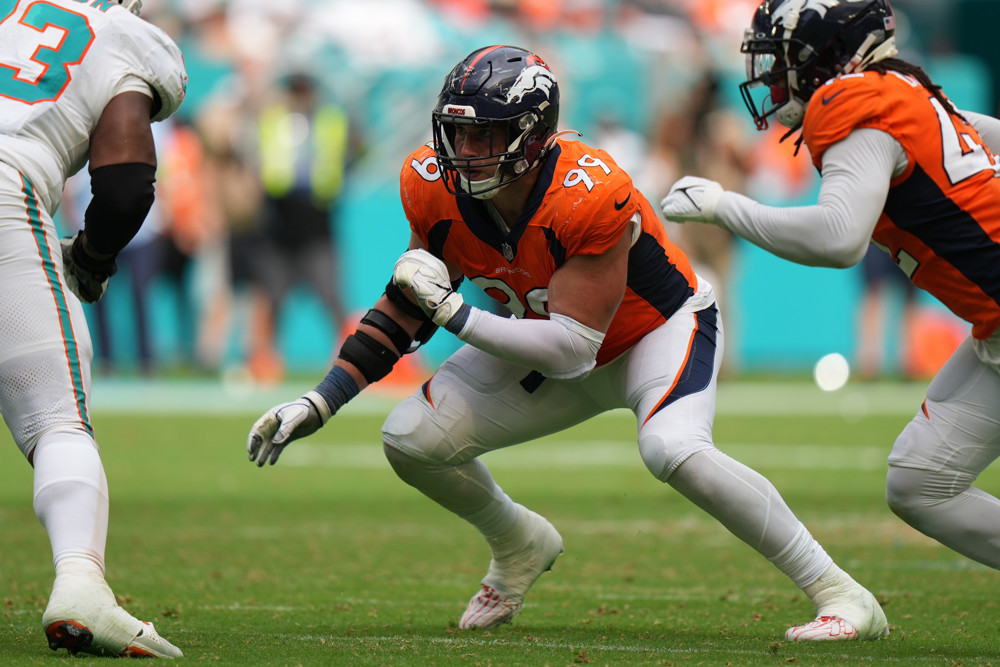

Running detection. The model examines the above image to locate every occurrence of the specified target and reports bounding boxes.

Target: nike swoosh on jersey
[822,89,845,105]
[614,193,631,210]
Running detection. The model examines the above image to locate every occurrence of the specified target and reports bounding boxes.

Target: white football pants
[0,162,107,572]
[383,298,832,588]
[886,334,1000,569]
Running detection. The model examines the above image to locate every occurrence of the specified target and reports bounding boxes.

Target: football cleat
[42,576,182,658]
[459,584,524,630]
[786,580,888,641]
[785,615,861,641]
[459,506,564,629]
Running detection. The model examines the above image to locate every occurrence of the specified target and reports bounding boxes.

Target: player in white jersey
[0,0,186,658]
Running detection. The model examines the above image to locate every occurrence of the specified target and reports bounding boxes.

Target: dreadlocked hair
[865,58,967,124]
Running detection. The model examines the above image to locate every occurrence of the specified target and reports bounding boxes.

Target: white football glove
[60,234,115,303]
[392,249,464,327]
[660,176,725,224]
[247,390,331,467]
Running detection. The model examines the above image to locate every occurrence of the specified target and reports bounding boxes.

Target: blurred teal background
[71,0,996,380]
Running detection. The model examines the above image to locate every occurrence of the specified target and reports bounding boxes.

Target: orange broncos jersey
[805,70,1000,340]
[400,138,698,366]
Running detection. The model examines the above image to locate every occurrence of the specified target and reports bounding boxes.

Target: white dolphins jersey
[0,0,187,214]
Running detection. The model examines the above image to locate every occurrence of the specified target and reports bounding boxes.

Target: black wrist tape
[338,331,398,384]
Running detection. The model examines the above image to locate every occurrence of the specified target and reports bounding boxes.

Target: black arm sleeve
[83,162,156,257]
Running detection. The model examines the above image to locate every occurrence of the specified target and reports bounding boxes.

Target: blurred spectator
[855,245,919,381]
[60,122,174,376]
[196,95,272,380]
[156,117,229,372]
[250,71,359,381]
[69,0,996,379]
[651,72,751,373]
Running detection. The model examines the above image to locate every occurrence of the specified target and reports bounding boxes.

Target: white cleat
[786,583,889,642]
[459,507,564,630]
[459,584,524,630]
[42,575,183,658]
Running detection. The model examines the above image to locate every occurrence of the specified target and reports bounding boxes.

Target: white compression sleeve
[714,129,904,267]
[964,110,1000,153]
[455,309,605,380]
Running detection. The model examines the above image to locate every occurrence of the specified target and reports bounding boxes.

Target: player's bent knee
[885,465,923,522]
[381,396,457,465]
[383,440,425,484]
[638,430,711,482]
[886,463,974,522]
[23,424,97,463]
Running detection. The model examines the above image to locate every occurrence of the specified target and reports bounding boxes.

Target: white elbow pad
[544,313,604,379]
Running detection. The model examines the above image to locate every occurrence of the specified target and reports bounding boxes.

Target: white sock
[767,523,834,590]
[32,430,108,577]
[463,490,520,544]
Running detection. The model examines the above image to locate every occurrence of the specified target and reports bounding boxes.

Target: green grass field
[1,379,998,665]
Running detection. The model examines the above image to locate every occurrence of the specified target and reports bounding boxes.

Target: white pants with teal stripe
[0,161,93,458]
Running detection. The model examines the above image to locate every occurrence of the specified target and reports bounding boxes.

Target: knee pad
[382,370,491,466]
[638,428,713,482]
[885,466,923,521]
[886,464,975,521]
[382,396,444,462]
[382,440,427,486]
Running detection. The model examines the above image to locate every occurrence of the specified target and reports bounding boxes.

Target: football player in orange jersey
[663,0,1000,576]
[249,44,888,641]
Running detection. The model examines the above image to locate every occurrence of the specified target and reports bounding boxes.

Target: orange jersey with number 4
[805,70,1000,339]
[400,138,699,366]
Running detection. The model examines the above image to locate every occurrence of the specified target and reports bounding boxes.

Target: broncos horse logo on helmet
[432,45,560,199]
[506,66,557,105]
[740,0,897,131]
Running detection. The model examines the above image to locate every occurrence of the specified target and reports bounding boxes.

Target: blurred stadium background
[61,0,1000,383]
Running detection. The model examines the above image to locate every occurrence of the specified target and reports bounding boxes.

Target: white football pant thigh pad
[32,430,108,571]
[885,338,1000,568]
[629,306,722,480]
[381,343,595,534]
[382,342,605,467]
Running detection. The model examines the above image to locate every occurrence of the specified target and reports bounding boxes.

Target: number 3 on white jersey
[0,1,95,104]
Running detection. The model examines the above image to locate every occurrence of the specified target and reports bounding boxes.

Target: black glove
[60,232,118,303]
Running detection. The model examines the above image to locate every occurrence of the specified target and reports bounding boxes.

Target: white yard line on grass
[299,634,968,662]
[277,440,889,471]
[89,378,927,418]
